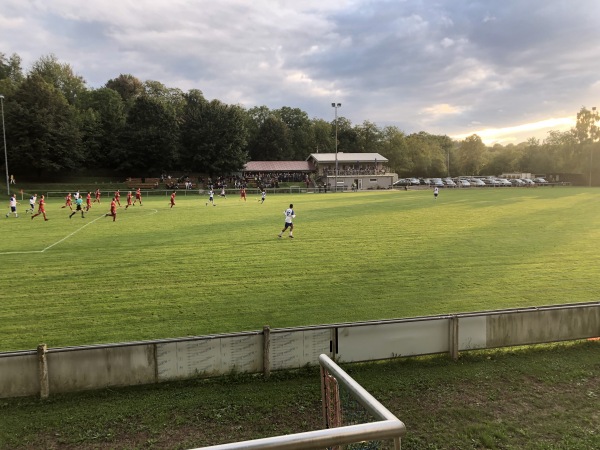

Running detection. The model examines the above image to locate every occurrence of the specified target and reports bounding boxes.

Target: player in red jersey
[169,191,176,208]
[31,195,49,221]
[240,187,246,202]
[94,188,101,203]
[133,188,142,206]
[125,191,133,209]
[85,192,92,211]
[114,189,121,207]
[105,198,117,221]
[61,192,72,210]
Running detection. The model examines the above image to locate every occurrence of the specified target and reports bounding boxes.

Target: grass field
[2,186,600,352]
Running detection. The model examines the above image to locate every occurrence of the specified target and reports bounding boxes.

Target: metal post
[591,107,597,188]
[37,344,49,399]
[263,325,270,379]
[0,95,9,196]
[332,103,341,192]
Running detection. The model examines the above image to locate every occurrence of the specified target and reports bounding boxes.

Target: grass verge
[1,341,598,449]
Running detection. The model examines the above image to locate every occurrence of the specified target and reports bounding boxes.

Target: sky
[2,0,600,145]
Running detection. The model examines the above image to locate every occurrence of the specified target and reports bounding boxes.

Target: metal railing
[192,354,406,450]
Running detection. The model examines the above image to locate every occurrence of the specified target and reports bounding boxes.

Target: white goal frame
[192,354,406,450]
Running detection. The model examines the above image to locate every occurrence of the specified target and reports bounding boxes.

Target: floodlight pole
[0,95,8,196]
[332,102,341,192]
[591,106,597,188]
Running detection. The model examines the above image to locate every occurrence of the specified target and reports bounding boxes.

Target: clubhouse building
[243,153,397,190]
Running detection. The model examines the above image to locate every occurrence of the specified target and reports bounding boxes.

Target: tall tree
[249,116,290,161]
[543,129,580,173]
[274,107,313,160]
[0,52,24,85]
[7,75,83,178]
[405,132,446,177]
[105,74,144,111]
[334,117,358,153]
[29,54,87,105]
[311,118,334,153]
[143,80,186,118]
[457,134,486,175]
[379,126,407,175]
[118,96,179,175]
[180,95,248,176]
[0,55,23,175]
[78,88,127,169]
[573,107,600,144]
[355,120,383,154]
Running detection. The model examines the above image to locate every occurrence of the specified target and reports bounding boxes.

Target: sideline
[0,208,159,255]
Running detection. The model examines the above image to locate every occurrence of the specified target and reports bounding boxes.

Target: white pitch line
[0,208,160,256]
[43,209,158,252]
[41,213,107,252]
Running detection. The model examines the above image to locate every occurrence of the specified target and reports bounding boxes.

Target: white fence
[1,302,598,399]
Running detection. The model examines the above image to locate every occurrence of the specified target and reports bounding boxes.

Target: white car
[497,178,512,187]
[458,179,471,187]
[533,177,548,184]
[469,178,486,187]
[522,178,536,186]
[443,178,456,187]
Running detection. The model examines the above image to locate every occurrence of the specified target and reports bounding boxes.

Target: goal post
[192,354,405,450]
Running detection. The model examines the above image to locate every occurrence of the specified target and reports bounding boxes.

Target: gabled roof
[307,152,388,163]
[243,161,315,172]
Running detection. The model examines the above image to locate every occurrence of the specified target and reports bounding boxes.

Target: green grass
[1,341,598,449]
[2,186,600,449]
[2,186,600,352]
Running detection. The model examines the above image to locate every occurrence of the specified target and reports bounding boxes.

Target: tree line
[1,53,598,182]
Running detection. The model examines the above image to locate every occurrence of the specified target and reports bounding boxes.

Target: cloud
[1,0,600,144]
[451,117,576,145]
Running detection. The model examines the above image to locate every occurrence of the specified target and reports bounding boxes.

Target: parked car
[443,178,456,187]
[430,178,444,187]
[420,178,431,185]
[496,178,512,187]
[458,179,471,187]
[533,177,548,184]
[469,178,486,187]
[522,178,536,186]
[484,178,500,186]
[393,178,410,187]
[510,178,526,186]
[408,177,421,186]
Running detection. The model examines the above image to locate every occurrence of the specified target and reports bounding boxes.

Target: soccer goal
[192,354,406,450]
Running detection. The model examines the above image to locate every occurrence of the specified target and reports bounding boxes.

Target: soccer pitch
[2,187,599,352]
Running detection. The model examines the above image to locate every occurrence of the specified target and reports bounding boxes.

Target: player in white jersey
[433,187,439,199]
[27,194,37,213]
[206,189,215,206]
[278,204,296,238]
[259,190,266,204]
[6,194,19,218]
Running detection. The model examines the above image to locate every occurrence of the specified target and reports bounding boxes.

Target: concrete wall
[0,353,39,397]
[1,302,598,399]
[48,344,156,394]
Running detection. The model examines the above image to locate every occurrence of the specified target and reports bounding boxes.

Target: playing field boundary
[1,301,598,399]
